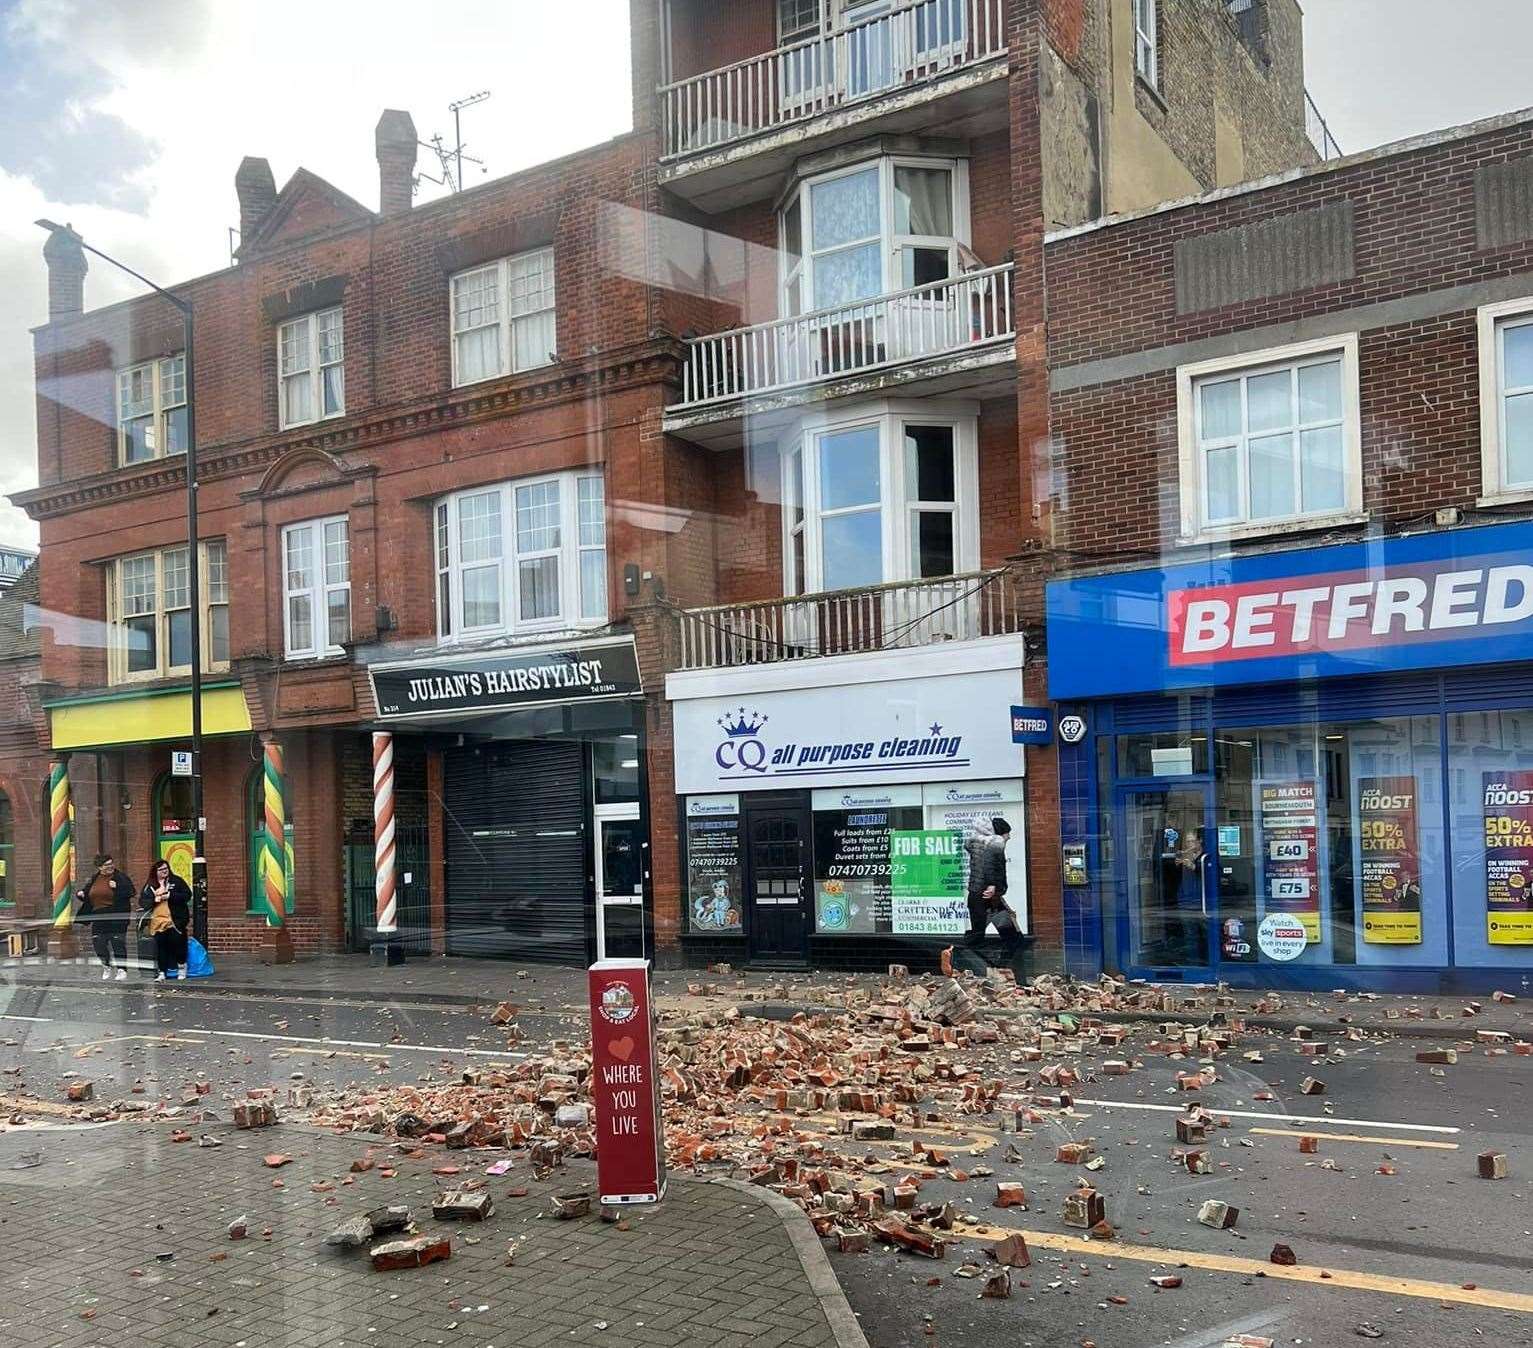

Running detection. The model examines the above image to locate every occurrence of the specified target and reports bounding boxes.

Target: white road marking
[193,1027,523,1059]
[1068,1096,1460,1135]
[1,1015,51,1023]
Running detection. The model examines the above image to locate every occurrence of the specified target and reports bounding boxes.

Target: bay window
[434,471,606,641]
[450,247,557,387]
[282,516,350,659]
[782,401,977,595]
[117,354,187,465]
[107,541,229,683]
[278,308,345,429]
[1477,296,1533,501]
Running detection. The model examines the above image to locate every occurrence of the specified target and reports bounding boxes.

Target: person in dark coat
[76,853,135,980]
[964,818,1018,957]
[140,858,192,982]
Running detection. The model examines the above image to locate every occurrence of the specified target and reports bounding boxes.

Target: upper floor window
[434,470,605,641]
[781,155,968,315]
[278,308,344,429]
[1478,297,1533,502]
[107,540,229,684]
[1177,336,1362,541]
[117,355,187,465]
[783,401,978,595]
[779,0,820,41]
[282,516,350,659]
[1134,0,1158,88]
[450,248,557,387]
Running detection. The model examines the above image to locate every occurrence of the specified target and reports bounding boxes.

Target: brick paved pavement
[0,1122,860,1347]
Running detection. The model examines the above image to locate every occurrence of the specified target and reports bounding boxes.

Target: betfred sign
[1046,522,1533,698]
[588,959,666,1205]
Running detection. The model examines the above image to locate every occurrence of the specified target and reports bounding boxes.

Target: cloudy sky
[0,0,1530,551]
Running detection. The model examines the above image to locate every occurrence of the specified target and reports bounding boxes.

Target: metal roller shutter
[443,739,589,963]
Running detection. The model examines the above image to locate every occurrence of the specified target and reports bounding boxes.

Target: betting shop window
[434,471,606,641]
[782,402,977,595]
[107,541,229,684]
[116,354,187,466]
[281,516,351,660]
[1177,335,1362,541]
[1477,297,1533,502]
[277,308,345,429]
[450,247,557,387]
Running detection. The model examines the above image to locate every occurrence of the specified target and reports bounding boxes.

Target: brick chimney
[235,156,278,248]
[375,110,417,218]
[42,224,87,319]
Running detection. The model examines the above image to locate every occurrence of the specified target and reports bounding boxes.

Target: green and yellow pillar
[48,758,77,956]
[259,739,294,961]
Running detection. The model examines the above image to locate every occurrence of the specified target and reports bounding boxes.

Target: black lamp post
[36,220,209,947]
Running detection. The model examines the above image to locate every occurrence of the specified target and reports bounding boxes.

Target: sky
[0,0,1531,553]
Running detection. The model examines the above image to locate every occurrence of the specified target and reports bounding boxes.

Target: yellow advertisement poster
[1358,777,1423,945]
[1483,771,1533,945]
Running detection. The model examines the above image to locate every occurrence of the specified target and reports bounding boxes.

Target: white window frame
[277,308,345,429]
[434,470,606,642]
[116,354,187,466]
[780,399,979,596]
[778,155,970,315]
[449,247,557,388]
[1477,295,1533,505]
[281,516,351,660]
[1134,0,1158,90]
[1176,335,1364,543]
[106,540,230,685]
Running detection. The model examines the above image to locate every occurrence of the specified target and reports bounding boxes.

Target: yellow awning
[49,684,253,751]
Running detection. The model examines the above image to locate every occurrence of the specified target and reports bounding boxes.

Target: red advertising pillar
[588,958,666,1205]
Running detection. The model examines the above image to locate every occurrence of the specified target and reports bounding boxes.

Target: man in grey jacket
[964,818,1017,957]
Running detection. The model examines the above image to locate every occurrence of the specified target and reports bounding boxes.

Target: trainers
[114,968,127,981]
[101,967,112,980]
[177,965,189,980]
[154,972,166,983]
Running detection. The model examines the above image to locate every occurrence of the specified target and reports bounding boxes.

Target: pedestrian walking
[76,853,134,980]
[140,858,191,983]
[964,817,1019,961]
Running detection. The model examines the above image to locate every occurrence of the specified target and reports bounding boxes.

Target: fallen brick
[551,1191,592,1219]
[991,1232,1030,1268]
[1298,1136,1320,1154]
[370,1235,451,1271]
[1269,1243,1298,1266]
[1149,1275,1182,1288]
[65,1081,92,1102]
[981,1270,1011,1298]
[1298,1077,1326,1096]
[1061,1186,1105,1230]
[1416,1049,1457,1065]
[1198,1199,1239,1230]
[1055,1142,1093,1165]
[433,1190,494,1221]
[993,1182,1027,1209]
[324,1216,374,1250]
[836,1229,871,1253]
[263,1154,292,1169]
[1477,1151,1509,1180]
[366,1206,412,1235]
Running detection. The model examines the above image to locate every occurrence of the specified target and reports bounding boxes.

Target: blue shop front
[1047,521,1533,993]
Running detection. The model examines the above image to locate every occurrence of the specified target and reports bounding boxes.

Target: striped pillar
[261,740,287,928]
[373,732,397,934]
[48,759,73,928]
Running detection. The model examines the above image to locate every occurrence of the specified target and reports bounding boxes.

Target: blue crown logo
[718,706,767,737]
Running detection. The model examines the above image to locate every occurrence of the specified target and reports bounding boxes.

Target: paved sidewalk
[0,1120,862,1348]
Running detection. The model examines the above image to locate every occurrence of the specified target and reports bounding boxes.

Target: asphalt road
[832,1030,1533,1348]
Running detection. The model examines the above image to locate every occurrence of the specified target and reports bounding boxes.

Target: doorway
[595,804,645,961]
[1118,783,1217,975]
[745,802,810,964]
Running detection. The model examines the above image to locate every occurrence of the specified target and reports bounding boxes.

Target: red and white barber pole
[373,731,397,934]
[588,959,666,1205]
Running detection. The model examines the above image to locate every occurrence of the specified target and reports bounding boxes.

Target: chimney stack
[42,224,87,320]
[375,110,417,218]
[235,156,278,250]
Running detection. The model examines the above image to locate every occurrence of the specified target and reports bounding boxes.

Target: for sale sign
[1358,776,1423,944]
[1259,781,1320,943]
[588,960,666,1205]
[1483,772,1533,945]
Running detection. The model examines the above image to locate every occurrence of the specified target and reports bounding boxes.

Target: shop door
[746,806,809,964]
[595,805,646,961]
[1118,784,1217,975]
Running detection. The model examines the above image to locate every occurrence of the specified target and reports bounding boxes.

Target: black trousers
[155,927,189,972]
[90,918,128,966]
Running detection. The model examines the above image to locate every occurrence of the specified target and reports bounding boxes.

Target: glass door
[595,805,645,961]
[1119,783,1217,973]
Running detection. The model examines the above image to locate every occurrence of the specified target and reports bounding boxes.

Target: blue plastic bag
[183,937,215,979]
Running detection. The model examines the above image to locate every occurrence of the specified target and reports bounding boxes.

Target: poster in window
[888,829,968,935]
[1258,781,1320,943]
[1483,770,1533,945]
[812,800,923,934]
[1358,776,1423,944]
[685,815,742,932]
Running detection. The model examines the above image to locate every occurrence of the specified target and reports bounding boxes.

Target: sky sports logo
[1168,562,1533,665]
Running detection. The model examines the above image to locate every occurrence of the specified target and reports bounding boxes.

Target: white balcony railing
[676,568,1024,671]
[661,0,1008,160]
[677,263,1014,412]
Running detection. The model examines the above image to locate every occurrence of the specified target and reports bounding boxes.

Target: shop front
[667,639,1028,969]
[366,634,649,965]
[1047,521,1533,993]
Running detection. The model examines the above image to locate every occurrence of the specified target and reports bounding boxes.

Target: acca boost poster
[1258,781,1320,942]
[1483,770,1533,945]
[1357,776,1423,945]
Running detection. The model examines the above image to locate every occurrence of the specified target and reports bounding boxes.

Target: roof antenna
[415,90,491,195]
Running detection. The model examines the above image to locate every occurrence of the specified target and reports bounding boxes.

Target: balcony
[659,0,1010,211]
[666,263,1015,444]
[674,567,1024,671]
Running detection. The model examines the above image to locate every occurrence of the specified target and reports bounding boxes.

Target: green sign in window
[888,830,968,935]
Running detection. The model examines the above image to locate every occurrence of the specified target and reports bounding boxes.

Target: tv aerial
[416,90,492,195]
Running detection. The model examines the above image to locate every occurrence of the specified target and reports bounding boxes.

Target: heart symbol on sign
[608,1036,635,1062]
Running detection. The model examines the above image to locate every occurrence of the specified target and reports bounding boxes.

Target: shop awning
[47,682,252,751]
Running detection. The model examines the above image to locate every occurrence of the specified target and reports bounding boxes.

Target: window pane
[324,520,349,584]
[160,354,186,407]
[126,614,156,672]
[508,249,555,317]
[1205,444,1239,521]
[285,526,314,590]
[163,548,189,609]
[436,503,450,569]
[462,566,501,628]
[1504,321,1533,390]
[438,571,453,637]
[1300,424,1345,512]
[511,309,555,370]
[210,604,229,665]
[167,608,192,669]
[784,196,802,264]
[120,365,152,419]
[456,327,502,383]
[577,477,605,546]
[516,480,562,551]
[814,242,881,307]
[1505,391,1533,487]
[206,541,228,604]
[163,405,188,455]
[519,555,560,621]
[288,594,313,653]
[283,373,312,425]
[453,268,500,330]
[326,589,350,648]
[1199,378,1240,441]
[900,245,951,289]
[321,363,344,416]
[810,168,880,249]
[821,509,883,590]
[819,425,881,510]
[317,309,344,364]
[458,492,502,563]
[580,549,608,620]
[904,424,955,502]
[1248,431,1296,518]
[279,320,310,375]
[786,447,804,529]
[1298,360,1342,423]
[893,167,952,236]
[123,416,154,463]
[1247,369,1293,433]
[910,509,955,578]
[122,556,156,614]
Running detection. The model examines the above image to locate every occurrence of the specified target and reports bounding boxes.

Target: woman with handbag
[140,859,192,983]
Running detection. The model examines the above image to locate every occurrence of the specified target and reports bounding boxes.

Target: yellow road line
[0,1092,79,1118]
[962,1223,1533,1314]
[1249,1127,1459,1151]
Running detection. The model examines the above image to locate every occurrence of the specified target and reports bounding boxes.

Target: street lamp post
[36,220,209,947]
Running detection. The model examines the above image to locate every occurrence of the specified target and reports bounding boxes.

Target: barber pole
[373,732,397,933]
[261,740,287,927]
[48,759,73,928]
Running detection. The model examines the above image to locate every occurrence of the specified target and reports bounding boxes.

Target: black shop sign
[371,639,642,719]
